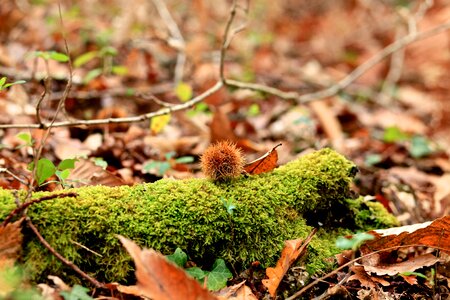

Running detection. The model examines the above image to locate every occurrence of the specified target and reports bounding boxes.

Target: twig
[220,0,238,82]
[286,243,450,300]
[220,0,248,82]
[29,4,73,190]
[152,0,186,84]
[26,218,105,288]
[0,168,28,186]
[2,7,449,132]
[225,19,450,104]
[1,192,77,228]
[70,239,103,257]
[35,76,50,127]
[0,81,223,129]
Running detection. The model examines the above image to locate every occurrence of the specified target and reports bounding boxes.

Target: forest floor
[1,0,450,299]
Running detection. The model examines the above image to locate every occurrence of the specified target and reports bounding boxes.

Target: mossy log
[0,149,397,285]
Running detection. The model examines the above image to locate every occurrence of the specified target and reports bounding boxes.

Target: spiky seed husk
[200,141,244,180]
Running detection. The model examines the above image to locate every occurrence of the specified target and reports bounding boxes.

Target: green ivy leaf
[58,158,77,171]
[409,136,432,158]
[175,82,193,102]
[60,284,93,300]
[336,232,375,251]
[166,248,188,268]
[34,158,57,185]
[185,267,207,281]
[206,259,232,291]
[74,51,98,67]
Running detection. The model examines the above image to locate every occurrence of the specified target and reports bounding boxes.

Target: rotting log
[0,148,398,285]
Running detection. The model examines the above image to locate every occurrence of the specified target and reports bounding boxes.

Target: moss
[0,149,396,285]
[346,197,399,230]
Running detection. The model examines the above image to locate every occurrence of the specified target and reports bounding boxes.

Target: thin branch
[220,0,249,81]
[0,168,28,186]
[0,81,223,129]
[225,19,450,103]
[27,218,105,288]
[1,192,77,227]
[2,6,449,131]
[35,76,50,127]
[152,0,186,84]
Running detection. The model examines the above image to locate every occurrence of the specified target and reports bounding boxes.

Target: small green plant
[28,157,77,187]
[0,77,26,91]
[221,196,237,215]
[336,232,375,251]
[30,50,69,62]
[73,46,127,83]
[166,248,232,291]
[142,152,194,176]
[380,126,435,159]
[17,132,77,188]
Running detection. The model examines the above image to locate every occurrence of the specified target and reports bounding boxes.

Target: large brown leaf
[0,218,24,269]
[118,236,217,300]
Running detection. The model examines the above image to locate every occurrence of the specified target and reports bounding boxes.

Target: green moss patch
[0,148,397,285]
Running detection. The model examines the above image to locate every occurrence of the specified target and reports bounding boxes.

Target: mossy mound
[0,148,398,285]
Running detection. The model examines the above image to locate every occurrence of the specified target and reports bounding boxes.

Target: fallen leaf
[118,236,217,300]
[262,229,316,297]
[66,159,125,188]
[362,216,450,255]
[348,265,390,289]
[0,218,24,269]
[363,253,440,276]
[215,281,257,300]
[210,106,238,144]
[244,143,281,175]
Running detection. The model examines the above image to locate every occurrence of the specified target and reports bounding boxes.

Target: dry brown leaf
[400,274,419,285]
[215,281,257,300]
[0,218,24,269]
[363,253,440,276]
[362,216,450,255]
[348,265,376,289]
[262,231,316,298]
[118,236,217,300]
[210,106,238,144]
[244,143,281,175]
[348,265,390,289]
[67,159,125,188]
[308,98,344,151]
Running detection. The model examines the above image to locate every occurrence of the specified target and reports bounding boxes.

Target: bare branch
[225,20,450,104]
[152,0,186,84]
[0,81,223,129]
[1,192,77,227]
